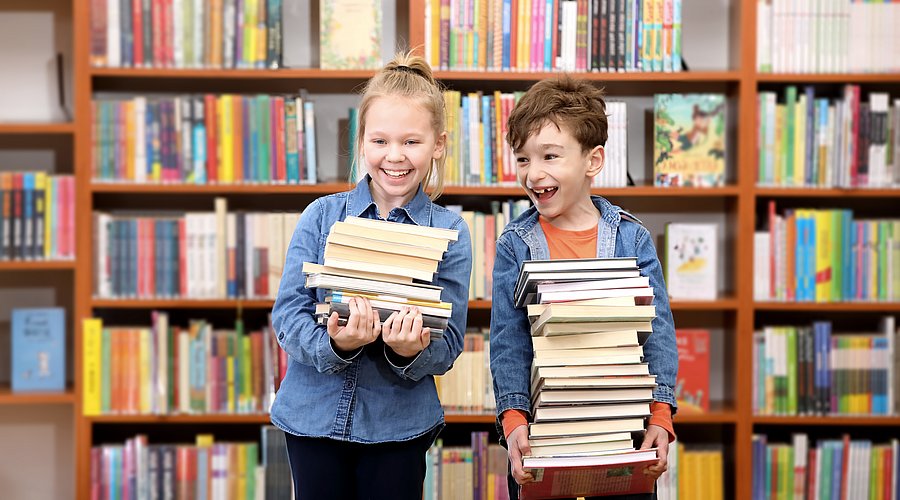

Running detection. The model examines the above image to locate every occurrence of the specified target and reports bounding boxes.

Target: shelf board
[671,296,739,311]
[755,187,900,198]
[91,182,741,197]
[756,73,900,83]
[675,411,738,425]
[0,122,75,134]
[755,301,900,312]
[91,298,738,311]
[444,413,497,424]
[753,415,900,426]
[0,260,76,271]
[0,386,75,405]
[435,70,741,82]
[91,67,377,80]
[86,414,270,424]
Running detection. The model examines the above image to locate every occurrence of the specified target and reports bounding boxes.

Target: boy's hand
[382,306,431,358]
[507,424,534,485]
[327,297,380,352]
[640,424,670,480]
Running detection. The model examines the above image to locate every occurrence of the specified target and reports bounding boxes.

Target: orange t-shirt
[501,216,676,442]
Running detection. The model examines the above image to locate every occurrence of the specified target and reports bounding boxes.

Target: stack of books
[303,216,459,338]
[515,258,661,499]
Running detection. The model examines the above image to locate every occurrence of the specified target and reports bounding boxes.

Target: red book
[520,450,658,499]
[132,0,143,66]
[675,329,710,413]
[274,97,287,183]
[204,95,218,183]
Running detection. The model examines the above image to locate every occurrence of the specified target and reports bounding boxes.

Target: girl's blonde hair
[354,51,447,200]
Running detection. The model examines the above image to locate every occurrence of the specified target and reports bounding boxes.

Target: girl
[270,52,472,500]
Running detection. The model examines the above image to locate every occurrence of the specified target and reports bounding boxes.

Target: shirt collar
[346,174,432,227]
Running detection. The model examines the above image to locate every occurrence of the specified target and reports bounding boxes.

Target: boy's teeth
[533,187,557,194]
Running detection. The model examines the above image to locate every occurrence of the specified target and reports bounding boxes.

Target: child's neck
[369,185,418,219]
[540,199,601,231]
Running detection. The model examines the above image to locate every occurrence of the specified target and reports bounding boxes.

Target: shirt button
[278,333,285,340]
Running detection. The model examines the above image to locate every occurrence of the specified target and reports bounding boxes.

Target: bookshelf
[0,0,880,497]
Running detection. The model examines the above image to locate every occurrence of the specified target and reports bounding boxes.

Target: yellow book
[430,0,441,68]
[517,0,528,70]
[244,0,257,65]
[219,95,234,183]
[125,101,135,181]
[774,104,784,185]
[82,318,103,416]
[237,443,248,500]
[196,434,214,447]
[138,328,151,413]
[227,355,235,413]
[815,210,832,302]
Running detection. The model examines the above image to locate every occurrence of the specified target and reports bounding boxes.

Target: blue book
[11,307,65,392]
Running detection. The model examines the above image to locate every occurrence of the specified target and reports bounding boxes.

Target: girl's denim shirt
[490,195,678,419]
[270,176,472,443]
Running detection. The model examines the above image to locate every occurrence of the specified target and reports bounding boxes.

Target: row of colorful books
[92,94,318,185]
[93,206,299,300]
[89,0,284,69]
[755,203,900,303]
[656,445,724,500]
[424,0,683,72]
[82,313,286,416]
[752,318,899,417]
[752,433,900,500]
[757,85,899,188]
[436,331,496,414]
[756,0,900,74]
[0,172,75,261]
[90,427,290,500]
[424,433,509,500]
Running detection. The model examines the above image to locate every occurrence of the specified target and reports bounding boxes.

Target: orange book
[232,95,244,183]
[675,329,710,413]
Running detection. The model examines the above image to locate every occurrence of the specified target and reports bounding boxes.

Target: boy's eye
[516,157,529,164]
[544,154,558,160]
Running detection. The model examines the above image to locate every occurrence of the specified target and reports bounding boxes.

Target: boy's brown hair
[506,75,608,153]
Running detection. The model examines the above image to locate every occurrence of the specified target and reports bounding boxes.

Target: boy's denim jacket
[490,195,678,420]
[270,176,472,443]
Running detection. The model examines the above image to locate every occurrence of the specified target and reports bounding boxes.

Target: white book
[665,223,718,300]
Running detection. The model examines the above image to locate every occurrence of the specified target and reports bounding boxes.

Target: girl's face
[363,96,445,212]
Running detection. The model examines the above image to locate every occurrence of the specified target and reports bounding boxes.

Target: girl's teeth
[384,169,410,178]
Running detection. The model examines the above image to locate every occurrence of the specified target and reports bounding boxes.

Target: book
[514,258,639,306]
[319,0,382,69]
[520,449,659,499]
[528,438,637,458]
[530,305,657,334]
[536,286,655,305]
[665,223,718,300]
[531,363,651,380]
[315,302,448,337]
[343,215,459,241]
[532,402,653,422]
[11,307,65,392]
[532,388,655,407]
[325,231,446,261]
[301,262,413,285]
[653,93,727,187]
[533,376,658,392]
[527,418,648,438]
[530,329,648,350]
[329,219,452,251]
[533,320,654,337]
[675,329,711,413]
[528,432,634,447]
[304,273,443,303]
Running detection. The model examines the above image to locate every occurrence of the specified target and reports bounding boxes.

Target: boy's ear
[586,145,605,178]
[433,131,448,160]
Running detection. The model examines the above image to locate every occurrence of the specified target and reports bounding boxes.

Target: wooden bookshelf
[0,386,75,405]
[45,0,896,498]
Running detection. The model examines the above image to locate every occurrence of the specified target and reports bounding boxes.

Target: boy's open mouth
[531,186,558,201]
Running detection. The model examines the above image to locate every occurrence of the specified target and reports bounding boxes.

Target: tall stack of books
[514,258,661,499]
[303,216,459,337]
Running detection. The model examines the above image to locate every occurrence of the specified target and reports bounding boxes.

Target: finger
[327,311,340,338]
[382,312,398,340]
[639,432,654,450]
[412,314,425,345]
[361,297,374,332]
[419,327,431,348]
[400,307,418,337]
[391,307,408,338]
[347,298,361,333]
[372,312,382,340]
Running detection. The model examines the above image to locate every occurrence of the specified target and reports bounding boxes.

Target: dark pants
[506,461,657,500]
[285,432,433,500]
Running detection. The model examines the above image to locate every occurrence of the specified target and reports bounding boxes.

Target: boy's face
[514,121,604,227]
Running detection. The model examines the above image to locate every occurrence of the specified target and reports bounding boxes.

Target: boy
[490,76,678,500]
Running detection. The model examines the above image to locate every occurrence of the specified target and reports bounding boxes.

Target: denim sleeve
[489,237,534,417]
[635,226,679,410]
[271,199,355,374]
[387,218,472,381]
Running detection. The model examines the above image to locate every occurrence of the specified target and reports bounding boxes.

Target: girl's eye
[405,140,420,145]
[372,139,386,145]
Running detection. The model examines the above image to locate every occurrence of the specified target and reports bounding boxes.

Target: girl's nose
[386,144,405,163]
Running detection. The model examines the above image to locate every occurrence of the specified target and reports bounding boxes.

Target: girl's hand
[640,424,670,480]
[507,424,534,485]
[381,306,431,358]
[327,297,380,352]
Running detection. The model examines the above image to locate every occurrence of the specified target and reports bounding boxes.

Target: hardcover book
[11,307,65,392]
[675,329,711,413]
[654,93,727,187]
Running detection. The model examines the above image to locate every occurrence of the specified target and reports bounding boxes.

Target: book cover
[665,222,718,300]
[319,0,382,69]
[653,93,727,187]
[11,307,65,392]
[521,450,659,499]
[675,329,710,413]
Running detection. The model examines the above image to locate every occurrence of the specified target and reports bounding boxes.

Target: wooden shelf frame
[0,386,76,405]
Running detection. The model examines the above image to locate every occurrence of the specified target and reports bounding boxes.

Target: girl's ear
[586,145,605,179]
[433,131,448,160]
